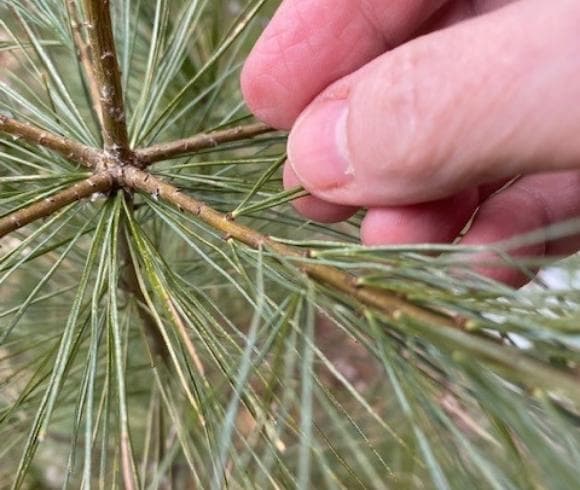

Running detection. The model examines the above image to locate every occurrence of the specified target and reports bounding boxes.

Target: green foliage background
[2,1,580,489]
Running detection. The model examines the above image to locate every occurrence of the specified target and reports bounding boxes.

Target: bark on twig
[0,173,113,238]
[65,0,104,128]
[0,116,101,168]
[135,122,275,166]
[83,0,130,158]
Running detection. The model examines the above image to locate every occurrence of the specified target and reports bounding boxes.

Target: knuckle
[351,43,445,184]
[382,47,424,131]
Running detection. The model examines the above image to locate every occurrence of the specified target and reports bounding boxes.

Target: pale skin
[241,0,580,286]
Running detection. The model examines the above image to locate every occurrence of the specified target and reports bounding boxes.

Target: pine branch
[4,2,580,486]
[0,115,101,168]
[66,0,104,129]
[135,122,275,166]
[83,0,130,158]
[0,173,113,238]
[124,166,580,403]
[123,166,455,326]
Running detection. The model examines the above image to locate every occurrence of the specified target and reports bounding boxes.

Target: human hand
[241,0,580,286]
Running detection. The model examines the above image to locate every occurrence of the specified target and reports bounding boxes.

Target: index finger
[241,0,449,129]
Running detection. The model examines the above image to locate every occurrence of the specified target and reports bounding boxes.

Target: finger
[417,0,516,32]
[461,171,580,287]
[361,189,479,245]
[283,164,358,223]
[241,0,449,129]
[287,0,580,207]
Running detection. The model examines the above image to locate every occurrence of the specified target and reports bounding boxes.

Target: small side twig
[0,116,101,168]
[83,0,130,158]
[135,122,275,166]
[0,173,113,238]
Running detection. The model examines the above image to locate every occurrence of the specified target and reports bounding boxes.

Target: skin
[241,0,580,286]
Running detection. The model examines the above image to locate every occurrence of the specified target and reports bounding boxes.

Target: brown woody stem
[123,166,455,329]
[66,0,104,129]
[83,0,130,159]
[125,168,580,402]
[0,116,101,168]
[135,122,275,166]
[0,173,113,239]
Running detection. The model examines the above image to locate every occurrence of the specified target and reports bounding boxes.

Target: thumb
[287,0,580,207]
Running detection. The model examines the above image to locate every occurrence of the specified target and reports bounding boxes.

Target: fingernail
[288,99,353,192]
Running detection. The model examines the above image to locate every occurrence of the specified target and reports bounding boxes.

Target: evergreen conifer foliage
[1,1,580,488]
